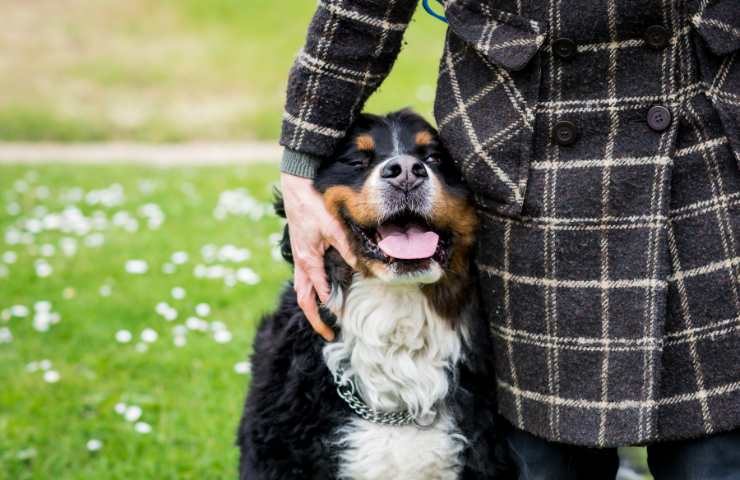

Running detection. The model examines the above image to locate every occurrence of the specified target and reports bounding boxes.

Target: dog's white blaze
[324,276,465,478]
[366,157,436,222]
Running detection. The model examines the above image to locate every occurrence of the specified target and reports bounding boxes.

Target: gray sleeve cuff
[280,149,322,179]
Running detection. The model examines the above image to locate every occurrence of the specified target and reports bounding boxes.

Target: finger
[325,222,357,268]
[306,264,331,304]
[295,268,335,341]
[298,290,335,342]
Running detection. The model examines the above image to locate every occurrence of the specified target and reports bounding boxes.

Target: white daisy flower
[33,314,51,332]
[163,308,178,322]
[155,302,171,316]
[140,328,158,343]
[43,370,60,383]
[0,327,12,344]
[213,330,233,344]
[195,303,211,317]
[193,264,207,278]
[114,402,127,414]
[60,237,78,257]
[86,439,103,452]
[171,287,186,300]
[115,330,133,343]
[234,361,251,375]
[35,260,53,278]
[210,321,226,332]
[172,325,188,336]
[125,260,148,275]
[171,251,188,265]
[185,317,208,331]
[124,405,142,422]
[236,268,260,285]
[34,301,51,312]
[2,251,17,264]
[134,421,152,434]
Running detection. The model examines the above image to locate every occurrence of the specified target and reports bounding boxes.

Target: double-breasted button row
[552,106,671,146]
[553,25,670,61]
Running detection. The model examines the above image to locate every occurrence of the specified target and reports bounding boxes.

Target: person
[278,1,740,478]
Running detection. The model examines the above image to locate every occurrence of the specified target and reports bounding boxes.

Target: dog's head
[314,110,477,285]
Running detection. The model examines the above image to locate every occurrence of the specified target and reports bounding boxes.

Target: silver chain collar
[332,364,439,428]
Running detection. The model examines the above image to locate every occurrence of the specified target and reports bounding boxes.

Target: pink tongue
[377,225,439,260]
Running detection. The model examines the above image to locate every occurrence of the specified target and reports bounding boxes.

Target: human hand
[280,173,357,341]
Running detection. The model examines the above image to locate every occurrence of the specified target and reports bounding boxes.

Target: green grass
[0,164,654,478]
[0,107,109,143]
[1,1,445,142]
[0,164,288,479]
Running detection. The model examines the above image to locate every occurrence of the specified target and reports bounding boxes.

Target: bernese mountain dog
[237,110,510,479]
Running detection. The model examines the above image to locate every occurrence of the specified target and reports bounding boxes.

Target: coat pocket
[434,0,545,216]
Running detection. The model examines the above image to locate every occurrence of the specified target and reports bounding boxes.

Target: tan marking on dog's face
[427,174,478,277]
[355,134,375,152]
[323,184,383,273]
[323,185,381,227]
[415,130,434,147]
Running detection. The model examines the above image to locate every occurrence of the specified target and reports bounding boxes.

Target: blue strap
[422,0,447,23]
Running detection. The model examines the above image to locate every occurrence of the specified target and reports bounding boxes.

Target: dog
[237,110,510,479]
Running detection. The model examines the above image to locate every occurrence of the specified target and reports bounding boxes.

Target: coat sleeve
[279,0,420,159]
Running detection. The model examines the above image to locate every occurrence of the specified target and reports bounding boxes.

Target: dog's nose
[380,155,428,192]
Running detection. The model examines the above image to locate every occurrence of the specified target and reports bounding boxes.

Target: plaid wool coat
[279,0,740,447]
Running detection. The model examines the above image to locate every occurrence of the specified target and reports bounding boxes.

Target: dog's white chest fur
[337,416,465,480]
[323,277,465,480]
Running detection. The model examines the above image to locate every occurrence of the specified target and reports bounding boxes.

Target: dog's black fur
[237,110,511,479]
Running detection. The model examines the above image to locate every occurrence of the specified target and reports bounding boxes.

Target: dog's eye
[346,158,366,168]
[425,155,441,166]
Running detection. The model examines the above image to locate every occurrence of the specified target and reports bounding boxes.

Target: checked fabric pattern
[281,0,740,446]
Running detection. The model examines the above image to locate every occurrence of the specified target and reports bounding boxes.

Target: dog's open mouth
[347,211,452,268]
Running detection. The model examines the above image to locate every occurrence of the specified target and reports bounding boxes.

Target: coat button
[553,121,578,146]
[645,25,670,49]
[647,106,671,132]
[553,38,577,60]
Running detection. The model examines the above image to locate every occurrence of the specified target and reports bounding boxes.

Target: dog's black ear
[273,187,286,219]
[272,188,294,266]
[280,224,293,266]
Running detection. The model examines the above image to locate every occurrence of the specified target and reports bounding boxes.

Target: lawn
[0,163,654,479]
[0,0,445,142]
[0,163,288,479]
